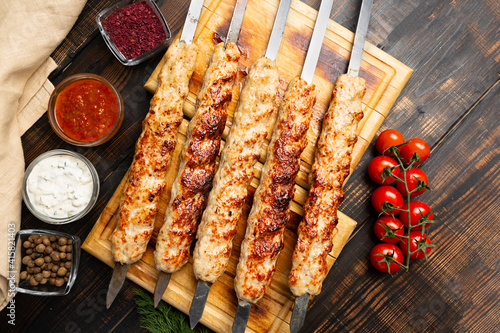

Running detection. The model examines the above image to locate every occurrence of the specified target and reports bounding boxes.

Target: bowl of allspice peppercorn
[9,229,80,296]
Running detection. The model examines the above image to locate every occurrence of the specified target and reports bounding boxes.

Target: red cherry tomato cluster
[369,129,435,274]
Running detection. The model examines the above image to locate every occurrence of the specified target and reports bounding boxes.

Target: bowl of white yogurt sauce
[22,149,100,224]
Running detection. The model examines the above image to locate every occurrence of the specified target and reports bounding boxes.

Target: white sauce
[27,155,94,218]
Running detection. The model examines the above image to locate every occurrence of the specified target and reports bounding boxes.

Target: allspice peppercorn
[50,251,60,262]
[36,244,45,253]
[57,267,67,277]
[29,276,38,286]
[34,257,44,266]
[55,278,65,287]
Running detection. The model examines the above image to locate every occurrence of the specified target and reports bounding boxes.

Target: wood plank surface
[81,0,412,332]
[2,0,499,332]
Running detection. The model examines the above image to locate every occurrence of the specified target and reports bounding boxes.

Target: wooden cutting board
[82,0,412,332]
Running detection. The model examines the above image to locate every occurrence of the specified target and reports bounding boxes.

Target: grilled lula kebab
[106,4,201,308]
[232,77,315,325]
[231,0,344,331]
[288,74,365,329]
[288,1,372,332]
[189,0,292,328]
[152,0,249,307]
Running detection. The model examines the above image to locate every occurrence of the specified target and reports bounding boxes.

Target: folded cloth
[0,0,86,311]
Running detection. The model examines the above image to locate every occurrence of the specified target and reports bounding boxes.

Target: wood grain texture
[3,0,499,332]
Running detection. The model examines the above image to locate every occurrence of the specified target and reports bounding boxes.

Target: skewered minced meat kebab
[192,56,281,284]
[154,42,241,274]
[289,74,365,297]
[234,76,316,304]
[111,40,198,265]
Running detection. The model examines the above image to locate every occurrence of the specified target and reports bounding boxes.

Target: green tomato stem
[402,161,412,270]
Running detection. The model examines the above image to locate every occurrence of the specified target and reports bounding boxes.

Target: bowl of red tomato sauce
[48,74,124,147]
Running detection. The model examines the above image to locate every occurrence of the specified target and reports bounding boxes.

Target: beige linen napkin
[0,0,86,311]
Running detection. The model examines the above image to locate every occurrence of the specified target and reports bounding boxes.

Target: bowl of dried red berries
[96,0,171,66]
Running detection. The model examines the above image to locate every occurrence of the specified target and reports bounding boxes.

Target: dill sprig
[133,288,213,333]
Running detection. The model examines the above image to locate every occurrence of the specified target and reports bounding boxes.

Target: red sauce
[55,79,119,143]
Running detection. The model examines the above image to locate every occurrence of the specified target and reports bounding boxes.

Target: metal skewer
[232,301,252,333]
[188,0,292,330]
[189,280,211,328]
[108,0,205,310]
[289,0,373,332]
[232,0,336,331]
[153,271,171,307]
[182,0,250,327]
[106,263,129,309]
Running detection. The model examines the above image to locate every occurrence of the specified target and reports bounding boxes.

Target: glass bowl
[22,149,100,225]
[9,229,81,296]
[96,0,172,66]
[48,73,124,147]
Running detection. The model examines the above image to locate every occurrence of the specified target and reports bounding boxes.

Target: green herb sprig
[133,288,213,333]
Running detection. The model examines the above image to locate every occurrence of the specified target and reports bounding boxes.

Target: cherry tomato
[376,129,405,156]
[374,216,404,243]
[399,231,433,260]
[396,167,429,197]
[399,200,433,230]
[371,186,404,215]
[368,156,401,185]
[400,138,430,165]
[370,243,404,273]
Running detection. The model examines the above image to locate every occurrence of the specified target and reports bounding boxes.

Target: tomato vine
[369,130,436,273]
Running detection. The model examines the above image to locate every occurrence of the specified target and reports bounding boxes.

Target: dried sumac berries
[103,1,167,59]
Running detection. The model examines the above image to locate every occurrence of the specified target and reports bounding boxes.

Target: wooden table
[2,0,498,332]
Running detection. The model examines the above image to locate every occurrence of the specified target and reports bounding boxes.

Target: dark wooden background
[2,0,498,332]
